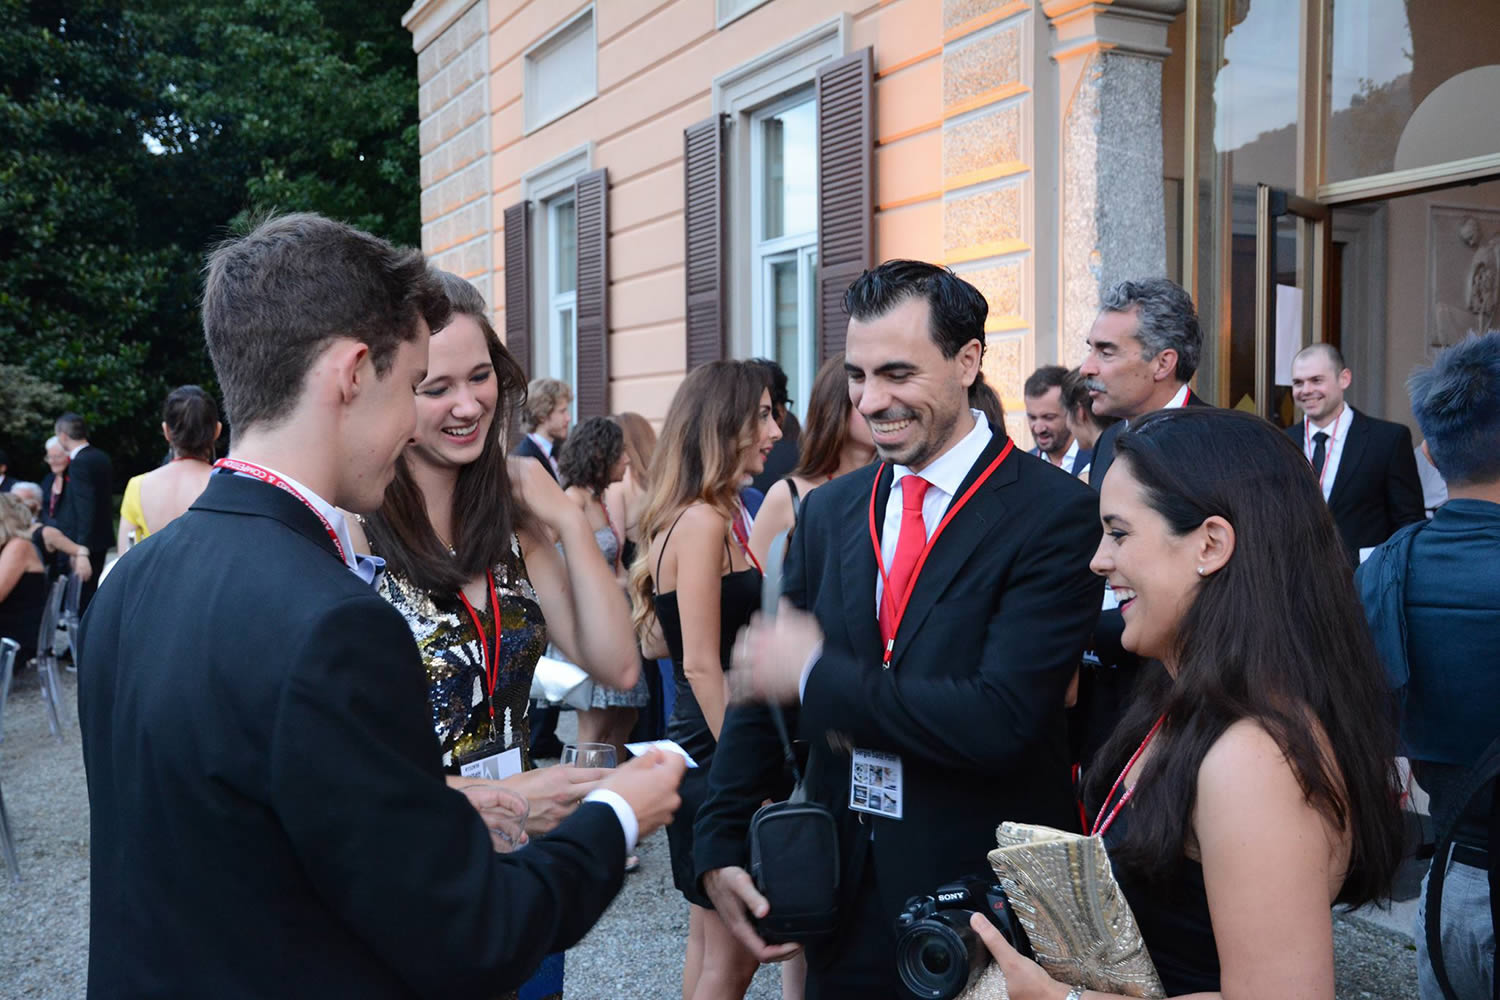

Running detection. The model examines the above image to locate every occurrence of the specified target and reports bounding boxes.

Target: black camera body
[894,875,1033,1000]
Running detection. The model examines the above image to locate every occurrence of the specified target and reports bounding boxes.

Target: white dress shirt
[1303,403,1355,502]
[68,443,88,459]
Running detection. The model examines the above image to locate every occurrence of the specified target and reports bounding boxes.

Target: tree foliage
[0,0,418,480]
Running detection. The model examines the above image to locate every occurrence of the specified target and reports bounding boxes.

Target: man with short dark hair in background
[1023,365,1087,476]
[1287,342,1424,565]
[1358,331,1500,1000]
[53,412,112,607]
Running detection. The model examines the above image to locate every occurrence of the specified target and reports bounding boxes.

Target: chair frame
[33,575,68,741]
[0,637,21,882]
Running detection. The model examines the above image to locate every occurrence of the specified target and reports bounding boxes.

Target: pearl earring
[1196,566,1205,576]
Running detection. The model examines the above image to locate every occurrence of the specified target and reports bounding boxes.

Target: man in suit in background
[53,412,112,607]
[513,377,571,481]
[0,447,15,493]
[1024,364,1089,476]
[1287,343,1424,565]
[77,212,685,998]
[1075,278,1208,769]
[695,261,1103,998]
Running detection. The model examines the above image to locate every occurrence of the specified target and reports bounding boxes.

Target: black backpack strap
[1424,734,1500,1000]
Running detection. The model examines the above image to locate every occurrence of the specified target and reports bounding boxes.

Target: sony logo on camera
[936,891,967,903]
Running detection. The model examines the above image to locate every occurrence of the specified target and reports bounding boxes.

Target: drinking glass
[561,742,617,769]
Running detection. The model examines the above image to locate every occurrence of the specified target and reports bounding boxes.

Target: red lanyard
[732,503,763,574]
[867,437,1015,666]
[1091,714,1165,837]
[1304,408,1342,494]
[456,570,503,723]
[214,458,346,561]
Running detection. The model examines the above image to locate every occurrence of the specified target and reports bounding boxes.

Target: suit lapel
[1328,409,1368,509]
[840,463,888,663]
[888,431,1017,668]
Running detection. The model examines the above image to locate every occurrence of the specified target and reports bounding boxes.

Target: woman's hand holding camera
[968,912,1075,1000]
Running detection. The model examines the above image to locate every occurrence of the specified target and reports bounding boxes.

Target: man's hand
[598,749,686,839]
[500,764,608,836]
[446,776,529,853]
[701,866,803,963]
[729,600,824,705]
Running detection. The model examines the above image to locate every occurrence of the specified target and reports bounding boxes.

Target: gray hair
[1099,278,1202,383]
[45,435,62,452]
[10,482,42,514]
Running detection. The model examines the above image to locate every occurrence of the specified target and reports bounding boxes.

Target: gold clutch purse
[959,822,1166,1000]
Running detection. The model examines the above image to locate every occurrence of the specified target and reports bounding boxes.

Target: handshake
[451,749,688,851]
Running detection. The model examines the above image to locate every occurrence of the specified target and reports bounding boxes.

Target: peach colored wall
[470,0,944,421]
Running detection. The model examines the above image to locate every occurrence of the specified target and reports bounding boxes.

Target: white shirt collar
[891,409,993,499]
[67,443,86,459]
[1310,402,1354,438]
[1164,383,1191,410]
[528,433,555,458]
[237,463,360,575]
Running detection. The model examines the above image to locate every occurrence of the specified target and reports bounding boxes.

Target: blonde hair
[628,361,766,635]
[522,377,571,431]
[614,412,658,492]
[0,493,34,543]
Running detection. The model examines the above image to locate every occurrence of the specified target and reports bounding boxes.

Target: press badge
[455,745,523,781]
[849,748,903,820]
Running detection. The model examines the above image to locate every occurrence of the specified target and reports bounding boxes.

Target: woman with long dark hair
[353,271,639,1000]
[973,408,1404,999]
[118,385,222,554]
[628,361,781,1000]
[747,353,874,570]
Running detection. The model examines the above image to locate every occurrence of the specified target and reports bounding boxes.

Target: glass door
[1252,184,1332,424]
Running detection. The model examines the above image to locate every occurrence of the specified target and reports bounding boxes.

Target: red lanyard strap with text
[1091,714,1165,837]
[456,569,503,724]
[867,437,1015,666]
[1305,409,1341,494]
[214,458,346,562]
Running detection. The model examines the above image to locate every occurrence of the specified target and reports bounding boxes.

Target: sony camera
[894,875,1033,1000]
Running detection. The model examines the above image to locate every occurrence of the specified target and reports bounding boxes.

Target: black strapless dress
[1103,806,1221,993]
[654,566,760,907]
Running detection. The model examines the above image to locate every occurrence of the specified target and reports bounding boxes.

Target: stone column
[1045,0,1184,368]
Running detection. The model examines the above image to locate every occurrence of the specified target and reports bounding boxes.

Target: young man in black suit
[694,261,1103,998]
[52,412,113,605]
[77,213,685,998]
[512,377,572,481]
[1287,343,1424,565]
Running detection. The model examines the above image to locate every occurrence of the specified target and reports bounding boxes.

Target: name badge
[457,745,523,781]
[849,748,903,820]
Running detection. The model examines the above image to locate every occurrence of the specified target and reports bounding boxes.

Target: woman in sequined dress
[355,271,641,1000]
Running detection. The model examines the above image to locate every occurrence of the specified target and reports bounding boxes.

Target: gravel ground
[0,680,1418,999]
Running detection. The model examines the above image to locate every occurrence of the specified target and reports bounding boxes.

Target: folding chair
[0,638,21,882]
[33,577,67,742]
[59,571,83,661]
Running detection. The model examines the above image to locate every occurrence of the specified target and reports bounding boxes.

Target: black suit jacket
[78,474,626,998]
[1087,387,1209,493]
[1285,409,1424,564]
[694,428,1103,965]
[511,434,558,481]
[54,444,113,552]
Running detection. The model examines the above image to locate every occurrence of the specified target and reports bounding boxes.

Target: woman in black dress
[972,409,1404,999]
[629,361,782,1000]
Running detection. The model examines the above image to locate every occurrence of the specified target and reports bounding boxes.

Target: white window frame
[521,144,592,400]
[749,91,819,417]
[712,15,848,384]
[523,6,597,134]
[717,0,772,30]
[547,192,579,417]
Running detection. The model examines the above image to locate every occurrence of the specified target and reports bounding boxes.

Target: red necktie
[879,475,930,641]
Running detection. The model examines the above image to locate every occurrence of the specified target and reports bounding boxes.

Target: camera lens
[895,911,986,1000]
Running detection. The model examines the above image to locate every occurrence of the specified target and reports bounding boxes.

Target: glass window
[554,198,577,294]
[548,195,578,409]
[760,99,817,242]
[524,10,597,133]
[1327,0,1500,182]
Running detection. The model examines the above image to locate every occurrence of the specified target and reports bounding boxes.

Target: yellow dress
[119,474,150,541]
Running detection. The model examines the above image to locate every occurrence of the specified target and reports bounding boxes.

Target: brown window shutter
[503,201,533,378]
[573,168,610,419]
[683,114,727,369]
[815,47,874,362]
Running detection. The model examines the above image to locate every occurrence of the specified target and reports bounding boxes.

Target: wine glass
[561,742,617,769]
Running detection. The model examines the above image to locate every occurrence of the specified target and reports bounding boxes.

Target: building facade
[404,0,1500,442]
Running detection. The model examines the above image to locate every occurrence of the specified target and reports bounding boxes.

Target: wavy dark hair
[1085,408,1402,907]
[362,271,531,598]
[559,416,624,497]
[792,354,858,481]
[162,385,219,462]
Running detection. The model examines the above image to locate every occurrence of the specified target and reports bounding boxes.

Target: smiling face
[407,313,498,476]
[845,296,980,471]
[1025,386,1072,458]
[738,388,783,481]
[1090,457,1204,666]
[1290,350,1351,426]
[44,443,69,475]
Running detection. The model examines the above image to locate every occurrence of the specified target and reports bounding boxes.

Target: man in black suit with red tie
[694,261,1103,998]
[1286,343,1423,565]
[76,213,685,998]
